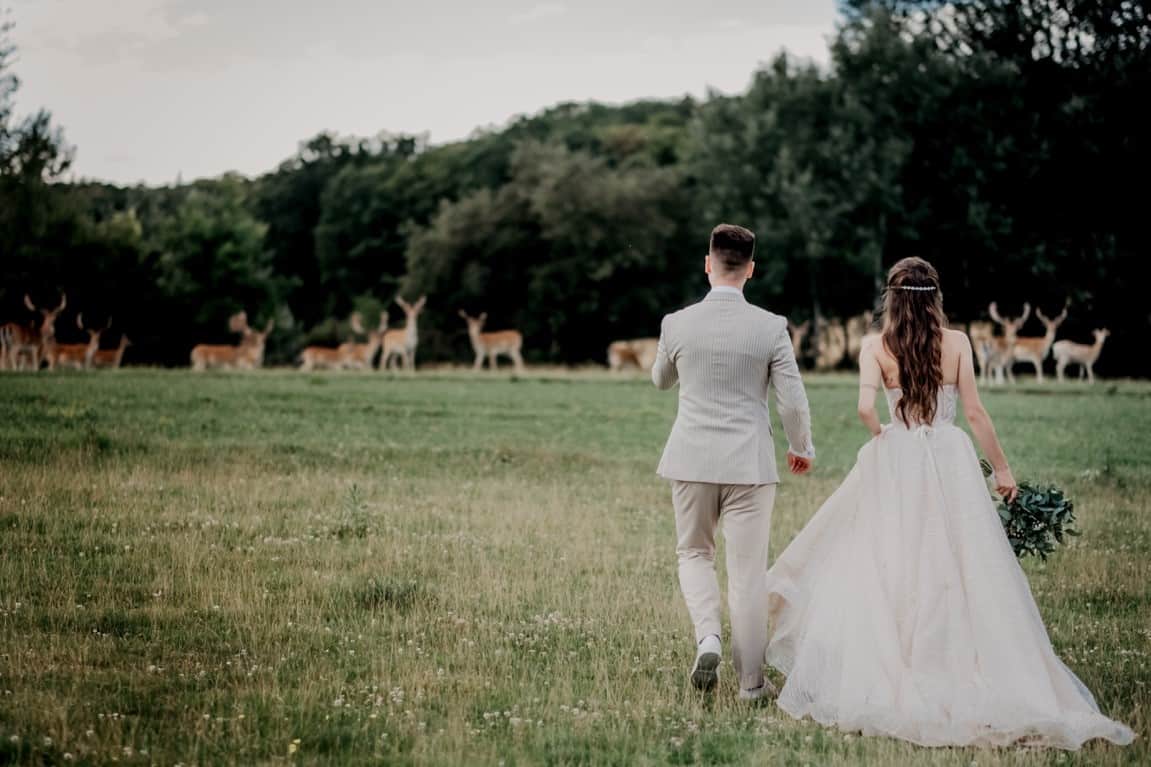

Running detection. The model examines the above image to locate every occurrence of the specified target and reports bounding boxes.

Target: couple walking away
[652,223,1134,750]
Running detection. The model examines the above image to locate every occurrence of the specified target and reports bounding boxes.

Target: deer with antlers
[381,295,425,371]
[1011,302,1069,382]
[340,311,388,370]
[787,320,811,361]
[983,302,1031,385]
[1053,329,1110,384]
[459,311,525,372]
[0,294,67,370]
[50,314,110,370]
[191,311,274,371]
[91,335,131,369]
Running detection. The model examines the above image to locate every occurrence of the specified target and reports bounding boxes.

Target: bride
[764,257,1134,749]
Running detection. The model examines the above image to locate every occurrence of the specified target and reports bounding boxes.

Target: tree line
[2,1,1149,375]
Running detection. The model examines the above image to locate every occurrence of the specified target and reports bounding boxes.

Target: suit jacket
[652,289,815,485]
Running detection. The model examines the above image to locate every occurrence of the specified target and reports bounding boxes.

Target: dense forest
[2,1,1149,374]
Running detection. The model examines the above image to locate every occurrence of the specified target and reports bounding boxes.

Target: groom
[652,223,815,700]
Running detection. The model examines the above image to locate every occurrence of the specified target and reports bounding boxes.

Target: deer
[191,311,273,371]
[787,320,811,361]
[1011,302,1069,382]
[339,311,388,370]
[91,335,131,369]
[299,344,344,371]
[983,302,1031,385]
[459,311,525,372]
[813,316,847,371]
[966,320,996,383]
[607,338,658,372]
[50,314,109,370]
[845,311,873,366]
[381,295,426,371]
[1,294,67,370]
[1053,329,1110,384]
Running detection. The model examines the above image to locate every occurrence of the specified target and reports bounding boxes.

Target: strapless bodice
[884,384,958,428]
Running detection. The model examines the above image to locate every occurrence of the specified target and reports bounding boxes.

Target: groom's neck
[708,276,746,291]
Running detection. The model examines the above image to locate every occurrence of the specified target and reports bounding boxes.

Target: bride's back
[870,328,968,391]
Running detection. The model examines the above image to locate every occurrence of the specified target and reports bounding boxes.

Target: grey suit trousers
[672,480,776,691]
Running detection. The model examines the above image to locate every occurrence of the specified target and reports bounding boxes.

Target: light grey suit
[653,289,815,482]
[652,287,814,691]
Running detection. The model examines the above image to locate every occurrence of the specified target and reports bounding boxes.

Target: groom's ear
[746,260,756,279]
[704,254,713,275]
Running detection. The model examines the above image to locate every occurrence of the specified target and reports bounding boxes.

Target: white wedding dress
[764,385,1134,749]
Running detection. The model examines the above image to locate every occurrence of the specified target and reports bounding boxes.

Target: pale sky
[7,0,837,185]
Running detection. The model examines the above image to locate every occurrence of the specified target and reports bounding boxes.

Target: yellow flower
[288,738,301,755]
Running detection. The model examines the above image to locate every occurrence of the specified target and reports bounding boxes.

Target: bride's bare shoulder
[942,327,972,349]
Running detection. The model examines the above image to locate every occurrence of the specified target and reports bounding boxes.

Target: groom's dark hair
[710,224,756,271]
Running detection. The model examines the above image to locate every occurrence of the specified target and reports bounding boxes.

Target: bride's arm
[955,334,1019,502]
[857,337,883,436]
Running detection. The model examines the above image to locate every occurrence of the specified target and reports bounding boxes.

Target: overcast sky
[7,1,838,185]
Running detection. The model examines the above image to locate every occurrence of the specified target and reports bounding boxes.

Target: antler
[1018,302,1032,325]
[378,311,388,331]
[350,311,365,335]
[228,311,250,334]
[24,294,36,313]
[54,294,67,313]
[988,302,1005,325]
[76,313,85,330]
[395,295,412,312]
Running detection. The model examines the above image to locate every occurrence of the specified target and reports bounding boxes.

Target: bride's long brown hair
[881,257,946,426]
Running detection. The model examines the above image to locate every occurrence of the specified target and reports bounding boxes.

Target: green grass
[0,369,1148,765]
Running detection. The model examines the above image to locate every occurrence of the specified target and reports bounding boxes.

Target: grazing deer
[787,320,811,360]
[299,344,344,371]
[1,294,67,370]
[191,311,273,370]
[1053,329,1110,384]
[50,314,109,370]
[1011,302,1069,382]
[983,302,1031,385]
[91,335,131,369]
[459,311,525,372]
[381,295,425,370]
[608,338,658,372]
[339,311,388,369]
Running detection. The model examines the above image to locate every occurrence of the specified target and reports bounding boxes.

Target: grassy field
[0,369,1147,766]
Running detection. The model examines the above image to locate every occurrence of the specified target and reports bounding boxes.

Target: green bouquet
[980,459,1079,560]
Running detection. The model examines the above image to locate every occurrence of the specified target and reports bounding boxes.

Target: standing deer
[845,311,874,366]
[1012,303,1069,382]
[1,294,67,370]
[50,314,109,370]
[813,316,847,371]
[381,295,425,370]
[191,311,273,370]
[787,320,811,361]
[1053,329,1110,384]
[966,320,996,383]
[339,311,388,369]
[91,335,131,369]
[984,302,1031,385]
[459,311,525,372]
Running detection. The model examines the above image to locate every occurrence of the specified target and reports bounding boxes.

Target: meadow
[0,369,1147,766]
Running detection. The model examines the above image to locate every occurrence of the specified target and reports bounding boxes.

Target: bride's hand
[994,467,1018,503]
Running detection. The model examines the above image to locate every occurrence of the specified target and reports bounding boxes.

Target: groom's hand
[787,452,812,475]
